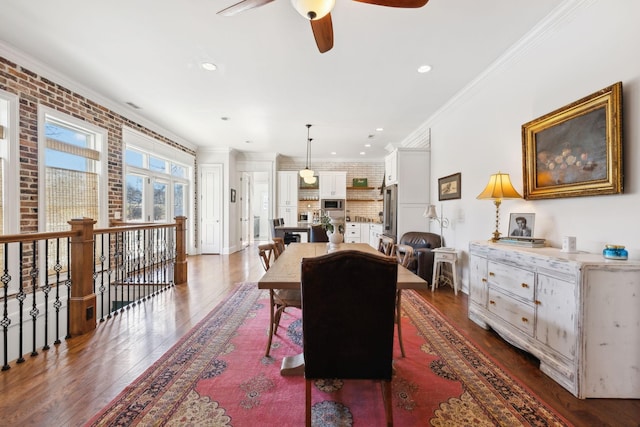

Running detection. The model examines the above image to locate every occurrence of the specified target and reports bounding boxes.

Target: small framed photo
[230,188,236,203]
[508,213,535,237]
[438,172,461,201]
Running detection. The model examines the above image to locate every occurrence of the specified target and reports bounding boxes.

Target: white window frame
[37,106,108,230]
[0,89,19,235]
[122,127,193,224]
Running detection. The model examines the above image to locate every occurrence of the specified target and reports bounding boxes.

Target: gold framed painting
[521,82,623,200]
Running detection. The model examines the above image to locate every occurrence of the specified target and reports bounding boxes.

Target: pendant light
[299,124,315,183]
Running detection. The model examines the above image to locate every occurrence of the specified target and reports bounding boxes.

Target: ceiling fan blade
[353,0,428,8]
[310,14,334,53]
[217,0,275,16]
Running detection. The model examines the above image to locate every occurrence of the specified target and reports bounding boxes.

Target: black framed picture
[438,173,461,201]
[230,188,236,203]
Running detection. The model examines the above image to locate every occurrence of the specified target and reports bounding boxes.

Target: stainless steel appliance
[321,199,345,219]
[382,184,397,241]
[321,199,344,211]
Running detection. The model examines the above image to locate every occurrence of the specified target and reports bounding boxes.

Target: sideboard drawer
[488,288,535,336]
[488,261,534,301]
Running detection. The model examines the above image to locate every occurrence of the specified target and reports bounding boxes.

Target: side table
[432,247,458,295]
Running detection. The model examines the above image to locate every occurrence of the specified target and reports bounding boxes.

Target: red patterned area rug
[86,283,571,426]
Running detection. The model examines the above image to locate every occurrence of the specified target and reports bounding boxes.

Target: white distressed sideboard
[468,241,640,398]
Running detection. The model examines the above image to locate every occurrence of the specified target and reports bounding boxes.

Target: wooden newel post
[174,216,188,285]
[68,217,97,335]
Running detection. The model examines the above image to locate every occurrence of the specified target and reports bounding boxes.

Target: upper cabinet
[319,171,347,199]
[384,151,398,185]
[277,171,298,207]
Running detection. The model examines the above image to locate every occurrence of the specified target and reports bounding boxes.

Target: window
[39,108,107,231]
[123,128,191,224]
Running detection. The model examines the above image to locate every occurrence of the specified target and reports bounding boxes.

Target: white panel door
[200,164,222,254]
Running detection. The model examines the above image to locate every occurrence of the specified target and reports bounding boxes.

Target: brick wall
[0,56,195,233]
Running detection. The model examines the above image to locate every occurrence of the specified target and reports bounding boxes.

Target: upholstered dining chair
[263,240,301,357]
[309,224,328,242]
[391,243,414,358]
[301,250,398,427]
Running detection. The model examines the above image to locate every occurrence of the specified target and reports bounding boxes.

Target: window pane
[45,148,88,172]
[125,149,144,167]
[153,182,167,221]
[174,183,185,217]
[171,163,186,178]
[45,122,90,148]
[149,156,166,173]
[126,175,143,221]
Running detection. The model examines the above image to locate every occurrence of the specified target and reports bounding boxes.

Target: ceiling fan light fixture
[291,0,335,20]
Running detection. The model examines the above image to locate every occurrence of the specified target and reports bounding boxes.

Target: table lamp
[476,172,522,242]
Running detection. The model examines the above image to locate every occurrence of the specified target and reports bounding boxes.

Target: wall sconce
[476,172,522,242]
[424,204,449,247]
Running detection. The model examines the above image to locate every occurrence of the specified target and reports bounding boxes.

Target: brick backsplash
[280,160,385,223]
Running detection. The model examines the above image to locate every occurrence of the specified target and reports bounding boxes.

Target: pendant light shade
[299,124,315,179]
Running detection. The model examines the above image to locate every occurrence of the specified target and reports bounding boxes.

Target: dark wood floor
[1,244,638,426]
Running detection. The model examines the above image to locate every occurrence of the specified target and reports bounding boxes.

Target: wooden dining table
[258,242,428,375]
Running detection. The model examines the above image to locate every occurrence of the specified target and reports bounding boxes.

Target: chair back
[393,244,414,268]
[272,237,285,259]
[301,250,397,380]
[258,243,275,271]
[309,224,329,242]
[377,235,395,256]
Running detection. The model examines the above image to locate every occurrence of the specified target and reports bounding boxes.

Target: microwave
[321,199,345,210]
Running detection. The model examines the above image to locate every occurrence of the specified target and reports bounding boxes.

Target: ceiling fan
[217,0,429,53]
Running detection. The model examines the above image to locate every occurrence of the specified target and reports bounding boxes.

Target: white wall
[412,0,640,292]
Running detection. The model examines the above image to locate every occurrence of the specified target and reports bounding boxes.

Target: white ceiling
[0,0,563,160]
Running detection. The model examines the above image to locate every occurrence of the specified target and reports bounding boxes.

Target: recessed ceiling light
[360,151,366,155]
[364,143,371,148]
[331,151,337,155]
[417,64,432,74]
[376,127,384,132]
[245,140,252,144]
[221,117,229,121]
[201,62,217,71]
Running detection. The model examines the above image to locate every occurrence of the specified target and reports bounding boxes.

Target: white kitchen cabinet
[276,206,298,228]
[277,171,298,207]
[384,151,397,185]
[369,223,383,249]
[344,222,361,243]
[319,171,346,199]
[468,241,640,398]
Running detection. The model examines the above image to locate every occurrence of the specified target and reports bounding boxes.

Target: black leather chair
[398,232,442,283]
[270,218,300,245]
[309,224,328,242]
[301,250,397,426]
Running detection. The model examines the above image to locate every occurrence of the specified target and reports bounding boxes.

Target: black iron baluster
[53,238,63,345]
[2,242,12,370]
[42,240,51,351]
[29,240,39,357]
[106,232,113,319]
[16,242,25,363]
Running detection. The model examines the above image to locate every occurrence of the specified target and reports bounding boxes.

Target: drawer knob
[535,300,541,305]
[521,283,529,288]
[489,300,496,305]
[481,278,487,283]
[489,272,495,276]
[521,317,529,323]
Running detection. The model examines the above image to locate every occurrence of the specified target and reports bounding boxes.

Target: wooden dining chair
[301,250,397,427]
[272,237,285,259]
[264,239,300,357]
[258,243,275,271]
[392,243,414,358]
[377,235,395,256]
